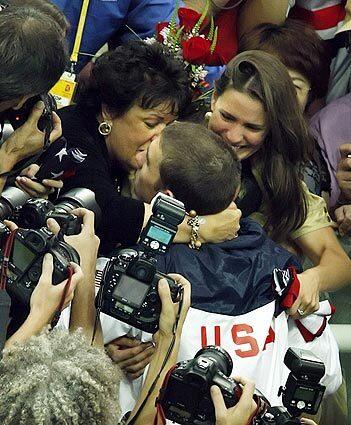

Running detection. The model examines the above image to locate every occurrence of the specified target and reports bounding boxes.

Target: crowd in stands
[0,0,351,424]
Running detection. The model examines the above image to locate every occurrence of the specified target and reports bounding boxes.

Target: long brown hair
[215,50,314,242]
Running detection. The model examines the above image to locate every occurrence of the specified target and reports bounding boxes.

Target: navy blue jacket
[156,218,302,316]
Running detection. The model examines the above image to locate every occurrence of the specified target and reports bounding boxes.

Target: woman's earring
[205,111,213,123]
[98,121,112,136]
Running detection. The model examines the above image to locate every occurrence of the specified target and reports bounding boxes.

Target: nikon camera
[0,187,101,305]
[96,193,185,333]
[0,224,79,305]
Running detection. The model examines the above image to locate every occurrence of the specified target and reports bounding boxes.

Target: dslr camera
[158,345,256,424]
[4,93,56,135]
[0,187,101,305]
[0,224,79,305]
[0,187,101,235]
[257,348,325,424]
[96,193,185,333]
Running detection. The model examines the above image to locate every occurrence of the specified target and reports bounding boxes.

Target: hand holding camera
[210,377,257,425]
[1,99,62,170]
[29,253,82,322]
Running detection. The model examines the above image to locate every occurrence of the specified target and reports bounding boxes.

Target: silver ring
[297,308,305,316]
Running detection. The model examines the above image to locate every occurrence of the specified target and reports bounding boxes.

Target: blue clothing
[52,0,176,70]
[156,218,301,316]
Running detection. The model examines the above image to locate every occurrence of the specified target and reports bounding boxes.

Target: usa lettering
[200,324,275,358]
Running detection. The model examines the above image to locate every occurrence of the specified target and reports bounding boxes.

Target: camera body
[97,249,181,333]
[257,406,300,425]
[0,224,79,304]
[96,193,185,333]
[4,93,56,134]
[158,346,242,424]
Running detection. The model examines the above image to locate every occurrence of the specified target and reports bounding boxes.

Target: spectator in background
[50,0,177,72]
[238,19,332,198]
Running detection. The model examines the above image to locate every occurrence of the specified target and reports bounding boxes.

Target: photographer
[0,3,68,194]
[0,208,192,424]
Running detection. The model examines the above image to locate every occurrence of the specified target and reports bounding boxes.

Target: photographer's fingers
[158,278,173,313]
[46,218,61,235]
[38,253,54,286]
[231,376,257,420]
[27,101,45,127]
[49,112,63,142]
[167,274,191,318]
[211,385,228,424]
[3,220,18,231]
[71,207,95,231]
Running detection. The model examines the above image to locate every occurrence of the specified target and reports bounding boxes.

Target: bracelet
[187,210,202,250]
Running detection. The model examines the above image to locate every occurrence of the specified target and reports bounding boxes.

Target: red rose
[181,36,212,64]
[178,7,208,32]
[156,21,170,42]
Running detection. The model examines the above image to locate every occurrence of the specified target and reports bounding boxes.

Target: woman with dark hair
[207,50,351,317]
[20,40,240,254]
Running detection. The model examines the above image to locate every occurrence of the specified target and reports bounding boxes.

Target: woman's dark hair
[215,50,314,242]
[238,19,331,102]
[0,6,68,101]
[76,41,192,118]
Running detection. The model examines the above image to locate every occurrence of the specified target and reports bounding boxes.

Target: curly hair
[75,40,192,118]
[0,328,122,425]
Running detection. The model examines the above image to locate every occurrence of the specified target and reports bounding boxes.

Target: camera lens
[136,267,148,280]
[194,346,233,377]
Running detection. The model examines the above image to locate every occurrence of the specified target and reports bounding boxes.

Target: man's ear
[210,89,218,112]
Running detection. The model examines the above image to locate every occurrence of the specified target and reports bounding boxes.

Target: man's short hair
[0,5,68,101]
[0,328,122,424]
[159,122,241,215]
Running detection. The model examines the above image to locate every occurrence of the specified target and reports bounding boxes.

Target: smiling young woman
[207,50,351,318]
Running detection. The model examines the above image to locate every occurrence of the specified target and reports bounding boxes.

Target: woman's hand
[210,376,257,425]
[156,274,191,340]
[288,270,320,319]
[16,163,63,198]
[30,253,82,321]
[199,202,242,243]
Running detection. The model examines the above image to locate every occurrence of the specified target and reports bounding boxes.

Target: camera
[4,93,56,134]
[257,348,325,424]
[157,345,245,424]
[0,224,79,305]
[96,193,185,333]
[17,188,101,235]
[0,186,31,221]
[279,348,325,416]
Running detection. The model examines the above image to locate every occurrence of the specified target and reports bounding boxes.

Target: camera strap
[51,265,74,328]
[127,289,184,425]
[0,228,17,290]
